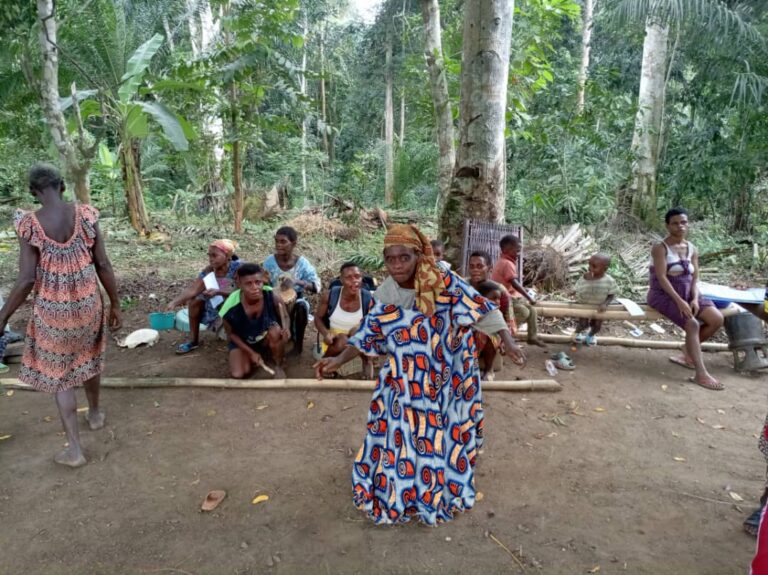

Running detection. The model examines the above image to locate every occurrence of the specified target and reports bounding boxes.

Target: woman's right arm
[166,278,205,310]
[0,237,38,333]
[651,242,692,319]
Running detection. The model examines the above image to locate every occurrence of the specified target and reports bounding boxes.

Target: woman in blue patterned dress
[314,225,525,525]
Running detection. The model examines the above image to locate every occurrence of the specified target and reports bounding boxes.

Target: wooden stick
[536,303,740,321]
[0,377,562,392]
[523,333,728,351]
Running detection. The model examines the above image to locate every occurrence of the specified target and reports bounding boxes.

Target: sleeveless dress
[13,205,106,393]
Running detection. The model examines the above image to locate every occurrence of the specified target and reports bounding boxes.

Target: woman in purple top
[647,208,724,390]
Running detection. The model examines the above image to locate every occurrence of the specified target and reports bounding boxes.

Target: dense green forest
[0,0,766,247]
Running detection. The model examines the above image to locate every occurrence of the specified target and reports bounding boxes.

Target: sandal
[745,506,764,536]
[176,342,199,355]
[584,334,597,347]
[669,355,695,370]
[201,490,226,512]
[688,375,724,391]
[574,331,587,344]
[551,352,575,371]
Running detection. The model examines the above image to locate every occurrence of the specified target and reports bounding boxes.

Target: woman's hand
[202,289,218,298]
[691,299,700,317]
[314,356,342,380]
[323,332,335,346]
[165,300,178,311]
[676,299,693,319]
[109,307,123,330]
[249,351,264,367]
[281,327,291,343]
[506,342,527,366]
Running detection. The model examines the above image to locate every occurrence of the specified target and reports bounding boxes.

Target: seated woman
[314,224,525,525]
[222,264,290,380]
[263,226,321,355]
[314,262,375,377]
[167,239,241,354]
[467,250,516,379]
[647,207,724,390]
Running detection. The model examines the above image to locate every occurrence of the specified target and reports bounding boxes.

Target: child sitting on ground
[573,253,617,346]
[491,234,546,347]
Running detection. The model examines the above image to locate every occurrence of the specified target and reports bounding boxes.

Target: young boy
[222,264,290,379]
[430,239,452,271]
[573,253,617,346]
[491,234,546,347]
[474,280,504,380]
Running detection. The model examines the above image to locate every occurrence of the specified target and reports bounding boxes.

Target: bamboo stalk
[536,303,740,321]
[523,333,728,351]
[0,377,562,392]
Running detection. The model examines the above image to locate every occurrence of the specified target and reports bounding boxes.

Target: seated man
[314,262,375,378]
[221,264,290,380]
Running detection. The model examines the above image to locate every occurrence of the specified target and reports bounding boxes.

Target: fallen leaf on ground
[661,384,668,391]
[0,434,11,441]
[673,456,687,462]
[76,407,88,413]
[476,492,484,501]
[593,407,606,412]
[729,492,744,502]
[712,425,726,430]
[671,432,680,438]
[43,416,53,422]
[153,401,160,408]
[547,432,558,438]
[251,494,269,505]
[307,401,315,410]
[5,390,14,397]
[206,409,216,417]
[625,405,632,410]
[256,405,269,410]
[716,409,726,415]
[589,567,601,573]
[696,417,707,425]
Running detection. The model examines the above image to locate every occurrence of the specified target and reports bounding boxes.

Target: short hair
[476,280,501,298]
[591,252,611,265]
[430,239,444,250]
[275,226,298,243]
[29,163,64,193]
[664,207,688,224]
[499,234,520,249]
[339,261,359,274]
[469,250,492,267]
[236,263,264,278]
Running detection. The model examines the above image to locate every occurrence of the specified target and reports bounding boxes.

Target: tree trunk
[300,11,308,197]
[622,19,669,225]
[576,0,594,114]
[420,0,455,217]
[384,31,395,206]
[36,0,92,204]
[120,141,150,234]
[440,0,514,265]
[230,83,244,233]
[320,23,331,165]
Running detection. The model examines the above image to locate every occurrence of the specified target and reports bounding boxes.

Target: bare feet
[527,337,548,349]
[273,366,286,379]
[481,370,495,381]
[54,447,87,468]
[86,409,106,431]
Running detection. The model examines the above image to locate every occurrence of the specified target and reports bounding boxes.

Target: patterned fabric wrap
[210,238,237,257]
[348,272,493,525]
[13,205,106,393]
[383,224,443,317]
[760,412,768,462]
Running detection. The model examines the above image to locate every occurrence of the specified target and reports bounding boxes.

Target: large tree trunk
[319,23,331,165]
[440,0,514,264]
[300,11,309,196]
[621,19,669,225]
[36,0,93,203]
[576,0,594,114]
[121,141,150,234]
[420,0,455,216]
[230,83,244,233]
[384,31,395,206]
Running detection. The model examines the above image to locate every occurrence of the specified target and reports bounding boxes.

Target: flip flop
[551,352,575,371]
[688,375,724,391]
[201,490,226,512]
[745,506,764,536]
[669,355,695,370]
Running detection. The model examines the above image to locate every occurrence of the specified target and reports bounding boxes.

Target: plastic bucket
[149,312,176,331]
[175,309,191,332]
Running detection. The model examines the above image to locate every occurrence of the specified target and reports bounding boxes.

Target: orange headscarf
[210,239,237,258]
[383,224,444,316]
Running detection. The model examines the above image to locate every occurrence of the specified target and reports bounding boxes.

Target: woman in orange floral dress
[0,164,122,467]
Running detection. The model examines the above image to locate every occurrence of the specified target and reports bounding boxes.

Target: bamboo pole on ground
[524,333,728,351]
[535,302,740,321]
[0,377,562,392]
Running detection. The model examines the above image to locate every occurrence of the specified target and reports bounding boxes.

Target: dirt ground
[1,302,766,575]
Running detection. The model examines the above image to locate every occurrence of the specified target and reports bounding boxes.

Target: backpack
[323,286,374,328]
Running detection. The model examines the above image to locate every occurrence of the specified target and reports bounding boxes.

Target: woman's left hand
[109,307,123,330]
[202,289,218,298]
[691,300,700,317]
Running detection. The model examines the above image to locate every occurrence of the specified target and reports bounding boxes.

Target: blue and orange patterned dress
[348,271,495,525]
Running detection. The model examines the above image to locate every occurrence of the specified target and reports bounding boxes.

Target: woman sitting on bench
[647,207,724,390]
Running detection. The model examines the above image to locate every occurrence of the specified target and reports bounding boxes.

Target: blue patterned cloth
[348,272,494,525]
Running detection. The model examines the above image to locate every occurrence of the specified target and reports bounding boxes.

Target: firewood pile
[523,224,597,291]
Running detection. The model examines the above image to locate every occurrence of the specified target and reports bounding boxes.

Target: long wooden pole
[0,377,562,392]
[536,303,739,321]
[526,333,728,351]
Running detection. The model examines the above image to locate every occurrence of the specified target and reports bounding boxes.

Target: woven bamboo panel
[460,219,524,281]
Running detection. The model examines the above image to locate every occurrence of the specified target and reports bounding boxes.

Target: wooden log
[0,377,562,392]
[536,302,740,321]
[523,333,728,351]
